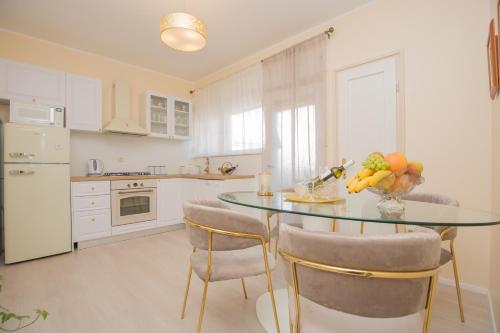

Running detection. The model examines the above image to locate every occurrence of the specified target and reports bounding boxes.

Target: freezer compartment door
[4,163,71,263]
[3,123,69,164]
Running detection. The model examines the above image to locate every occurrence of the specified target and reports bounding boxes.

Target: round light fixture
[160,12,207,52]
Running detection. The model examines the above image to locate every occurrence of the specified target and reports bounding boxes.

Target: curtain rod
[189,26,334,95]
[260,26,334,63]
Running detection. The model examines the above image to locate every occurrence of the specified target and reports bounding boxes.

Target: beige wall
[490,0,500,328]
[0,29,196,175]
[197,0,493,287]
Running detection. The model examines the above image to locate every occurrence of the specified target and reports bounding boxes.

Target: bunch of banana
[345,168,393,193]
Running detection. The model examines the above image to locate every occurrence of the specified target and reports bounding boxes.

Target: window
[230,108,263,153]
[193,63,263,157]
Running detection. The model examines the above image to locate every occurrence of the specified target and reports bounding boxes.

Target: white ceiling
[0,0,371,81]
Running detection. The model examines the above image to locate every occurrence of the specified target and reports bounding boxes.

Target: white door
[66,74,102,132]
[4,163,71,263]
[336,56,400,234]
[3,123,70,163]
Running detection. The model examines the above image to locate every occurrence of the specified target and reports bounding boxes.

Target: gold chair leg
[196,234,212,333]
[274,214,280,259]
[180,265,193,319]
[290,261,301,333]
[422,274,438,333]
[331,219,337,232]
[262,242,281,333]
[450,240,465,322]
[181,247,196,319]
[395,224,399,233]
[266,214,272,251]
[241,278,248,300]
[360,222,365,234]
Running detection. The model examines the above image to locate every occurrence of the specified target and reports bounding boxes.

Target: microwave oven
[9,101,65,127]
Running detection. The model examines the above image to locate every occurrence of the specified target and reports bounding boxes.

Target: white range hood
[104,81,148,136]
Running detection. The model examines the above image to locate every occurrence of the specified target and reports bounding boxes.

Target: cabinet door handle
[9,170,35,176]
[91,218,96,222]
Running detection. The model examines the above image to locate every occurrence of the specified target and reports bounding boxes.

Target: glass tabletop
[218,191,500,227]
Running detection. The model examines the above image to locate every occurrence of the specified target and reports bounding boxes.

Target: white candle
[259,173,272,193]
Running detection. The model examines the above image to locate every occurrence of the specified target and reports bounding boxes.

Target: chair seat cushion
[440,248,452,266]
[271,214,303,237]
[190,245,276,282]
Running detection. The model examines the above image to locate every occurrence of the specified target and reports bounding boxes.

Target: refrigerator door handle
[9,170,35,176]
[9,152,36,159]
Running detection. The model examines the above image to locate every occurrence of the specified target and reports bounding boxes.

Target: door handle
[9,170,35,176]
[117,190,154,195]
[9,152,35,159]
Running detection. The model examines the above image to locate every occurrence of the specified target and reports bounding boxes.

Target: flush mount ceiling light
[160,12,207,52]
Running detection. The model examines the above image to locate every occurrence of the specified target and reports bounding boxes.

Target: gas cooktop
[102,172,151,176]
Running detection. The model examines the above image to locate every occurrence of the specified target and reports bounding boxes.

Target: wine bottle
[308,159,355,190]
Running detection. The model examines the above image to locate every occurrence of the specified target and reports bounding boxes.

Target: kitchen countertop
[70,173,255,182]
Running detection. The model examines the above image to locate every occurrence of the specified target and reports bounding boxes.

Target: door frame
[332,50,406,165]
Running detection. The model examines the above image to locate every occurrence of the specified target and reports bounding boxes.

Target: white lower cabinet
[157,179,183,227]
[72,209,111,242]
[71,181,111,243]
[71,178,255,244]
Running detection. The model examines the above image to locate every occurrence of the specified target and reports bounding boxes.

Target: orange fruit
[384,152,408,176]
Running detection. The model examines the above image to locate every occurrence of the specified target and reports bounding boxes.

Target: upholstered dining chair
[403,192,464,322]
[278,223,443,333]
[181,200,280,333]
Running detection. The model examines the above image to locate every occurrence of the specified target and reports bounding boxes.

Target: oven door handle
[117,189,155,195]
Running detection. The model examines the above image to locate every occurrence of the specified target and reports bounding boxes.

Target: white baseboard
[489,292,498,333]
[439,277,489,295]
[439,277,497,333]
[77,223,184,249]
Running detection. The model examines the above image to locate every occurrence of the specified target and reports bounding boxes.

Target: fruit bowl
[345,152,425,218]
[367,175,425,218]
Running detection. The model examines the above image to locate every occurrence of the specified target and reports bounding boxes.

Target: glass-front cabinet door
[144,91,191,140]
[172,98,192,139]
[145,92,169,137]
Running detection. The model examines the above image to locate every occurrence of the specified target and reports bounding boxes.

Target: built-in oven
[111,179,157,226]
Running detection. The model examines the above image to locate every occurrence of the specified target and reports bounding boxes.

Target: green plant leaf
[35,309,49,320]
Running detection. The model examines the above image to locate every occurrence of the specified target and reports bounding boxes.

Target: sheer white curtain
[262,35,327,189]
[193,63,263,157]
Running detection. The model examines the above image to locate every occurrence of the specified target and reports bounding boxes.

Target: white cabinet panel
[157,179,183,226]
[1,58,66,106]
[66,74,102,131]
[71,181,110,196]
[72,195,110,211]
[72,209,111,242]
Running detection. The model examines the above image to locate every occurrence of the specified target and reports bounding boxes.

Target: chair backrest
[279,223,442,318]
[403,192,459,207]
[183,200,269,251]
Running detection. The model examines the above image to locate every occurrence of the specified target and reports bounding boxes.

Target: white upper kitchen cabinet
[144,91,192,140]
[171,97,192,140]
[66,73,102,131]
[0,58,66,106]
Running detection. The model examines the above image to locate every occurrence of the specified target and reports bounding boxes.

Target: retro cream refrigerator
[2,123,71,263]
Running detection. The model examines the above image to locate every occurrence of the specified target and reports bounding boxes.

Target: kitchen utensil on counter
[218,161,238,175]
[87,159,104,176]
[180,165,201,174]
[148,165,167,175]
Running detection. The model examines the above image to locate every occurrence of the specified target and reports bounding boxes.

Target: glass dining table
[217,191,500,333]
[218,191,500,227]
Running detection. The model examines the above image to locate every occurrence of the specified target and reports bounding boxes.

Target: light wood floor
[0,230,494,333]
